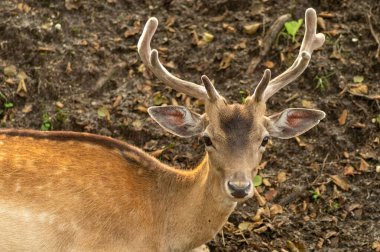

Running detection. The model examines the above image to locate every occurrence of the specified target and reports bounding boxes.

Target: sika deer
[0,8,325,251]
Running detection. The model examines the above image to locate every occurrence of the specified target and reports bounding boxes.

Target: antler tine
[137,17,208,100]
[253,69,271,102]
[261,8,325,102]
[201,75,221,102]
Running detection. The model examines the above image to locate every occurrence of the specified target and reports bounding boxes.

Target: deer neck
[160,154,236,250]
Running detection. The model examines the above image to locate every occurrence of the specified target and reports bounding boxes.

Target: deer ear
[148,106,206,138]
[266,108,325,139]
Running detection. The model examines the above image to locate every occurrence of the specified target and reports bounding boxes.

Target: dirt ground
[0,0,379,251]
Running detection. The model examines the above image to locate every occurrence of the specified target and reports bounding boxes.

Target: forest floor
[0,0,379,251]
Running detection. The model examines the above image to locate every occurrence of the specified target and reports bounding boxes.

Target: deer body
[0,8,326,251]
[0,130,234,251]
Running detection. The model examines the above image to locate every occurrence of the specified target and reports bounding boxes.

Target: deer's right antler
[137,18,211,101]
[258,8,325,102]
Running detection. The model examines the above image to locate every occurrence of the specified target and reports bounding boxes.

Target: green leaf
[353,75,364,83]
[284,19,303,41]
[376,114,380,124]
[97,106,109,118]
[252,175,263,187]
[4,101,13,109]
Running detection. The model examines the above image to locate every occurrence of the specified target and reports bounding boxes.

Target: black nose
[227,181,252,198]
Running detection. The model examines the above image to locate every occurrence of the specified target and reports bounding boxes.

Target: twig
[367,12,380,60]
[91,62,127,95]
[247,13,291,75]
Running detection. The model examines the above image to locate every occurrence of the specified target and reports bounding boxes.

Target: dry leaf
[343,151,349,158]
[219,52,235,70]
[317,17,326,30]
[277,171,287,183]
[222,23,236,33]
[22,104,33,113]
[338,109,348,125]
[349,84,368,95]
[16,71,28,97]
[243,23,261,35]
[343,165,355,176]
[17,3,31,13]
[301,99,315,109]
[358,158,369,172]
[262,178,271,187]
[254,188,266,206]
[263,60,275,69]
[150,148,165,158]
[238,221,253,231]
[112,95,123,109]
[270,204,283,216]
[253,225,268,234]
[330,175,350,191]
[4,65,17,77]
[372,241,380,252]
[56,101,64,109]
[264,188,278,201]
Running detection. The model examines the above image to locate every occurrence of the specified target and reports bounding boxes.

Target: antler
[259,8,325,102]
[138,18,210,100]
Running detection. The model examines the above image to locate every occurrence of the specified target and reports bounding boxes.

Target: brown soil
[1,0,379,251]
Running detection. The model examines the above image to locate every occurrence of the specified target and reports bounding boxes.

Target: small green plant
[284,19,303,42]
[0,92,14,117]
[41,113,52,131]
[239,90,249,104]
[314,72,335,91]
[309,189,320,201]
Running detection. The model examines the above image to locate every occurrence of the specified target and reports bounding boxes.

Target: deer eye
[202,135,213,147]
[261,136,270,147]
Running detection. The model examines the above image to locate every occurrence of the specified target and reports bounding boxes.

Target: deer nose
[227,180,252,198]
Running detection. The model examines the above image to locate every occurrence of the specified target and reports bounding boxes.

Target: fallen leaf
[4,65,17,77]
[338,109,348,125]
[343,165,355,176]
[301,99,315,109]
[17,3,31,13]
[16,71,28,97]
[263,60,275,69]
[112,95,122,109]
[22,104,33,113]
[152,92,168,106]
[343,151,349,158]
[252,175,263,187]
[238,221,253,231]
[222,23,236,33]
[353,75,364,83]
[65,0,82,10]
[253,225,268,234]
[277,171,287,183]
[244,23,261,35]
[330,175,350,191]
[270,204,283,215]
[376,166,380,173]
[56,101,64,109]
[97,106,110,121]
[317,17,326,30]
[124,28,139,38]
[219,52,235,70]
[358,158,369,172]
[264,188,278,201]
[372,241,380,252]
[349,84,368,95]
[262,178,271,187]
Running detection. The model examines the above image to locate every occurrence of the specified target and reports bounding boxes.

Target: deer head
[138,8,325,202]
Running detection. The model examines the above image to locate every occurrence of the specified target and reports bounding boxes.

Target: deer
[0,8,325,252]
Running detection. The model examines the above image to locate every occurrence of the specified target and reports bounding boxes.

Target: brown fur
[0,129,235,251]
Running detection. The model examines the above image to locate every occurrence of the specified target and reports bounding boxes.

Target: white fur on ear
[148,106,206,137]
[266,108,325,139]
